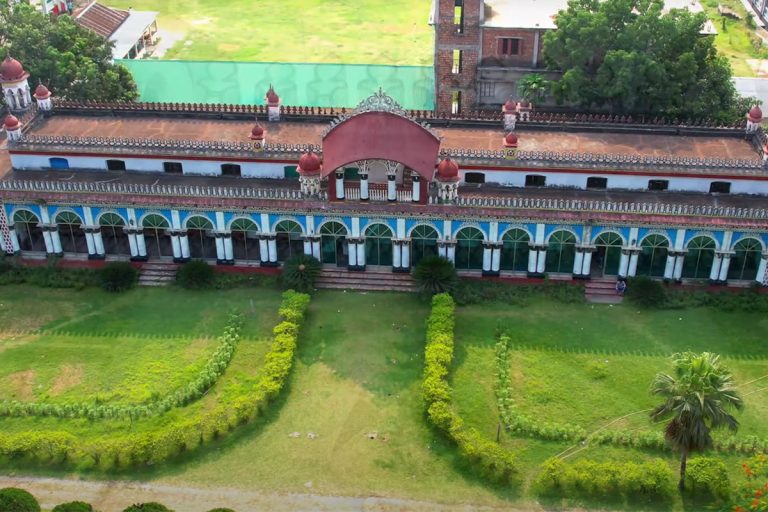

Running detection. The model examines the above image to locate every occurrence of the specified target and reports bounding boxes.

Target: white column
[402,241,411,269]
[171,234,182,259]
[303,238,313,256]
[347,239,358,267]
[387,174,397,202]
[618,251,630,278]
[93,231,105,256]
[581,250,593,276]
[718,255,731,282]
[259,237,269,264]
[491,245,501,272]
[628,252,639,277]
[536,249,547,274]
[412,175,421,203]
[393,241,402,269]
[42,230,54,254]
[50,229,62,254]
[756,255,768,284]
[9,229,20,253]
[527,248,538,273]
[335,171,345,200]
[85,231,96,257]
[482,245,492,272]
[215,236,226,262]
[136,232,147,258]
[268,237,278,263]
[127,231,139,258]
[446,244,456,264]
[360,173,369,201]
[311,238,320,260]
[356,242,366,267]
[673,254,685,280]
[709,254,723,281]
[663,254,675,279]
[572,249,584,276]
[180,233,190,260]
[223,235,234,262]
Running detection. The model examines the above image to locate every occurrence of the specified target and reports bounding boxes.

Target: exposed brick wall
[480,28,545,68]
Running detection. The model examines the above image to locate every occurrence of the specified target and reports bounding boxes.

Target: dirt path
[0,476,532,512]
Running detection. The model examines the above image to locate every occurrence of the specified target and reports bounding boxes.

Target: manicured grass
[105,0,434,65]
[700,0,768,77]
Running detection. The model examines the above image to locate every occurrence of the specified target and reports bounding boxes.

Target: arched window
[594,232,623,276]
[500,229,530,272]
[142,214,172,259]
[230,218,260,262]
[275,220,303,261]
[545,230,576,273]
[320,221,348,265]
[728,238,763,281]
[55,211,87,254]
[455,227,484,270]
[682,236,716,279]
[365,223,393,266]
[411,225,439,266]
[12,210,44,252]
[99,213,129,255]
[637,234,669,277]
[186,216,216,259]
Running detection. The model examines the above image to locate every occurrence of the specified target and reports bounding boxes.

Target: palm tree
[650,352,743,491]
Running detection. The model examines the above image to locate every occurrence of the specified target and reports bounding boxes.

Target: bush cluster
[422,293,518,484]
[0,487,40,512]
[533,457,674,500]
[0,260,98,289]
[683,457,730,503]
[176,260,215,289]
[52,502,94,512]
[281,254,321,293]
[122,504,173,512]
[413,256,458,295]
[0,312,244,420]
[98,262,138,292]
[452,280,583,306]
[626,276,666,308]
[0,291,310,469]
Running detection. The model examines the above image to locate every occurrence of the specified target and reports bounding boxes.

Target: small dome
[250,122,265,139]
[3,114,20,130]
[503,99,516,112]
[504,132,519,146]
[33,83,51,100]
[0,56,26,82]
[298,152,321,173]
[437,158,459,181]
[266,86,280,105]
[748,105,763,123]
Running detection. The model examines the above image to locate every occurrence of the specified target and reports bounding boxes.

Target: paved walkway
[0,476,537,512]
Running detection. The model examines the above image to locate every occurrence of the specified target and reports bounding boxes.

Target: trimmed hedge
[0,290,310,470]
[452,280,583,306]
[533,457,674,501]
[52,502,94,512]
[122,504,173,512]
[176,260,215,289]
[684,457,730,502]
[0,487,40,512]
[98,262,138,292]
[0,311,244,420]
[422,293,518,484]
[0,260,98,289]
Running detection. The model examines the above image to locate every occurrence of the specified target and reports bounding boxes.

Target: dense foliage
[683,457,730,503]
[176,260,215,289]
[0,259,98,289]
[733,454,768,512]
[0,488,40,512]
[422,294,519,484]
[122,504,173,512]
[413,256,458,295]
[626,276,666,308]
[0,3,137,105]
[281,254,321,293]
[543,0,745,121]
[51,502,94,512]
[99,262,138,293]
[452,279,583,305]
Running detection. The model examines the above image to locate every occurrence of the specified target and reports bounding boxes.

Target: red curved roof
[321,111,440,179]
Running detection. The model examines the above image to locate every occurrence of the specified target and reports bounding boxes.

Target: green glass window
[728,238,763,281]
[545,230,576,273]
[682,236,716,279]
[500,228,530,272]
[365,223,393,266]
[411,225,439,266]
[455,227,484,270]
[637,234,669,277]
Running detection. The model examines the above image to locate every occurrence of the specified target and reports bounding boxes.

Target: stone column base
[88,253,106,261]
[526,272,545,279]
[393,266,411,273]
[348,264,366,272]
[482,270,500,277]
[129,255,149,262]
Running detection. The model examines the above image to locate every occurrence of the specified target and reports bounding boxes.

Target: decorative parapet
[440,148,764,173]
[0,178,327,202]
[455,194,768,219]
[10,135,321,159]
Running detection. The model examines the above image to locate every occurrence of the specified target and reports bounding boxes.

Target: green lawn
[106,0,434,65]
[700,0,768,77]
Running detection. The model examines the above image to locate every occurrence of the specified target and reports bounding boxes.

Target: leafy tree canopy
[543,0,745,121]
[0,2,137,105]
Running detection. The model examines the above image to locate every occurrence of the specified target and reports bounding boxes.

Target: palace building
[1,55,768,287]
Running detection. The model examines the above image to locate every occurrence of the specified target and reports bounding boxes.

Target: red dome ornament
[504,132,518,147]
[3,114,20,130]
[266,86,280,105]
[0,56,27,82]
[503,99,516,113]
[298,152,322,174]
[249,122,265,139]
[33,83,51,100]
[748,105,763,123]
[436,158,459,181]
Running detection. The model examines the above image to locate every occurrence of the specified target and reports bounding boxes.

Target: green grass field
[106,0,435,65]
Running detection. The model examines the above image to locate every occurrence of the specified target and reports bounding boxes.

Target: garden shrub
[176,260,215,289]
[207,509,236,512]
[452,279,583,305]
[626,276,666,308]
[281,254,321,293]
[122,503,173,512]
[683,457,730,502]
[422,293,518,484]
[0,488,41,512]
[533,457,674,501]
[99,262,138,292]
[52,502,94,512]
[413,256,458,295]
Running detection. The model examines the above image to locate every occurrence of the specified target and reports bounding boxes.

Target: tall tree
[543,0,743,121]
[650,352,743,491]
[0,2,137,105]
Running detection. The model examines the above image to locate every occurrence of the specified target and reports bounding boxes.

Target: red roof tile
[74,2,129,39]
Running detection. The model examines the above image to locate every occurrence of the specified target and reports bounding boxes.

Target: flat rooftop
[24,115,759,161]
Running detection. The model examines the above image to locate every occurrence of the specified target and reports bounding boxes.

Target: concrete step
[317,281,416,292]
[318,272,413,282]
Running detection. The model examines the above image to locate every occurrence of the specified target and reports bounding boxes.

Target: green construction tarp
[116,60,435,110]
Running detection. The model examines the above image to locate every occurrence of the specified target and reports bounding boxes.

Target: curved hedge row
[0,312,244,421]
[422,293,518,485]
[494,335,768,455]
[0,290,310,469]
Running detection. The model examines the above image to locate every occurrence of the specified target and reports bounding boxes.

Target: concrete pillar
[401,241,411,269]
[527,247,538,273]
[673,253,685,281]
[267,236,278,264]
[446,243,456,264]
[50,228,62,255]
[179,232,190,260]
[581,249,593,277]
[412,174,421,203]
[709,253,724,282]
[618,250,630,278]
[42,229,54,254]
[572,249,584,276]
[126,230,139,258]
[356,241,366,268]
[628,252,639,277]
[8,228,20,253]
[85,231,96,257]
[136,232,147,258]
[756,254,768,284]
[663,254,675,279]
[482,244,492,273]
[536,249,547,274]
[223,234,234,262]
[718,255,731,282]
[491,244,501,273]
[360,172,369,201]
[259,237,269,265]
[93,231,105,257]
[387,173,397,202]
[171,234,182,260]
[335,170,345,200]
[393,240,402,269]
[303,238,313,256]
[347,238,358,268]
[215,235,226,263]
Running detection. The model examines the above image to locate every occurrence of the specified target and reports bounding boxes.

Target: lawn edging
[422,293,518,485]
[0,290,311,470]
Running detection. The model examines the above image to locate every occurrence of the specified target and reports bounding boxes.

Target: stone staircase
[138,261,179,287]
[316,266,417,292]
[584,277,624,304]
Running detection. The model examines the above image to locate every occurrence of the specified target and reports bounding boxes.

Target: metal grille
[0,204,14,254]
